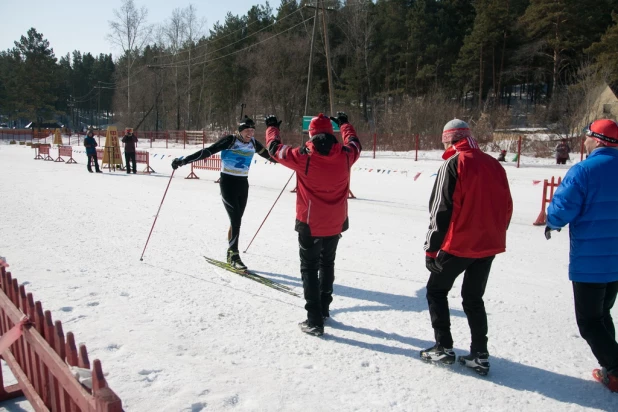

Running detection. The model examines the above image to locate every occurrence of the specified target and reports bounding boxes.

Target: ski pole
[244,171,295,253]
[140,168,177,261]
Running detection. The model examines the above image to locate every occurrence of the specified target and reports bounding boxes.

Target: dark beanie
[238,116,255,132]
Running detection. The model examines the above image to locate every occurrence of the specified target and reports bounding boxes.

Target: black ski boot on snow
[420,344,456,364]
[299,320,324,337]
[227,250,247,270]
[458,352,490,376]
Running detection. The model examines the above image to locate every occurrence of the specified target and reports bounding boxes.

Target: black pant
[125,151,136,173]
[219,174,249,252]
[573,281,618,371]
[298,233,341,326]
[87,153,100,172]
[557,158,567,165]
[426,252,495,353]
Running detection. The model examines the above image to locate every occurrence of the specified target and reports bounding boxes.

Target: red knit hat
[309,113,333,136]
[586,119,618,147]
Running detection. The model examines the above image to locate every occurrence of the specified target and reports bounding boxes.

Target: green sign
[302,116,340,133]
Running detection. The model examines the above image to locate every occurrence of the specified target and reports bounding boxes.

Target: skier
[420,119,513,375]
[171,116,275,270]
[264,112,361,337]
[546,119,618,392]
[84,129,102,173]
[122,128,138,174]
[555,138,571,164]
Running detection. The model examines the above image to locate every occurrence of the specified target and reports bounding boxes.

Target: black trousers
[426,252,495,353]
[557,158,567,165]
[87,153,100,172]
[573,281,618,371]
[298,233,341,326]
[125,151,136,173]
[219,174,249,252]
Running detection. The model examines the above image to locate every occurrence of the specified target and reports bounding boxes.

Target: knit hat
[442,119,472,143]
[309,113,334,137]
[238,116,255,132]
[586,119,618,147]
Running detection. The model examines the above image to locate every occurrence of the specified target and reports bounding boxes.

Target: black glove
[264,115,282,129]
[171,157,185,170]
[544,226,561,240]
[426,255,443,274]
[329,112,349,127]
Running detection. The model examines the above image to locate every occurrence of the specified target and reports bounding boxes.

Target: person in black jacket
[84,129,101,173]
[171,117,275,269]
[122,128,138,174]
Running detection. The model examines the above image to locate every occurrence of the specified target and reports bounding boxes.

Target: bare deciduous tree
[108,0,152,123]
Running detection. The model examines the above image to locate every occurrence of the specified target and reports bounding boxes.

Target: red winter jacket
[266,123,362,237]
[424,137,513,259]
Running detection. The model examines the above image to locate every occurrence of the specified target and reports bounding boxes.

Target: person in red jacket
[420,119,513,375]
[265,112,361,337]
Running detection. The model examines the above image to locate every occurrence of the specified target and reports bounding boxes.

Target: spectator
[84,129,101,173]
[265,112,362,337]
[420,119,513,376]
[122,128,138,174]
[546,119,618,392]
[555,138,571,164]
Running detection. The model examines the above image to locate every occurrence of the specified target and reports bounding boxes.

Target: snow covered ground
[0,142,615,411]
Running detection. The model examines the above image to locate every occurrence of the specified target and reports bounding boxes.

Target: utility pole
[321,0,335,116]
[304,5,319,116]
[97,81,101,131]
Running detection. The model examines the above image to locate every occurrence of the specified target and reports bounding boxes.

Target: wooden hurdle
[0,266,122,411]
[55,146,77,164]
[533,176,563,226]
[185,155,221,182]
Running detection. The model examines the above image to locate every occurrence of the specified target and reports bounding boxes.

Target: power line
[151,5,309,69]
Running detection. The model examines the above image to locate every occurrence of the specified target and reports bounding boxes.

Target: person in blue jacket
[84,129,102,173]
[546,119,618,392]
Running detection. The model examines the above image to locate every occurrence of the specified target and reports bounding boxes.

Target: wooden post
[373,133,376,159]
[415,134,419,161]
[517,135,522,168]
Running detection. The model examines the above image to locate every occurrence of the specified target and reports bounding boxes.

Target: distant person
[420,119,512,375]
[84,129,101,173]
[122,128,138,174]
[555,138,571,164]
[497,150,507,162]
[546,119,618,392]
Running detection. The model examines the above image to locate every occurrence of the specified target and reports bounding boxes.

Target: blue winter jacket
[84,135,97,155]
[547,147,618,283]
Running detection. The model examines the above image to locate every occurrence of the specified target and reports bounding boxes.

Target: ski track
[0,144,615,411]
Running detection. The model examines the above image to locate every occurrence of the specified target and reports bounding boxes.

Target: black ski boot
[227,250,247,270]
[458,352,490,376]
[299,320,324,337]
[420,344,456,364]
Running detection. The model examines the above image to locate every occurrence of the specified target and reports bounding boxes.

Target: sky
[0,0,271,59]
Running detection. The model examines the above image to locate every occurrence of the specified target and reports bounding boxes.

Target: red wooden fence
[0,266,122,411]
